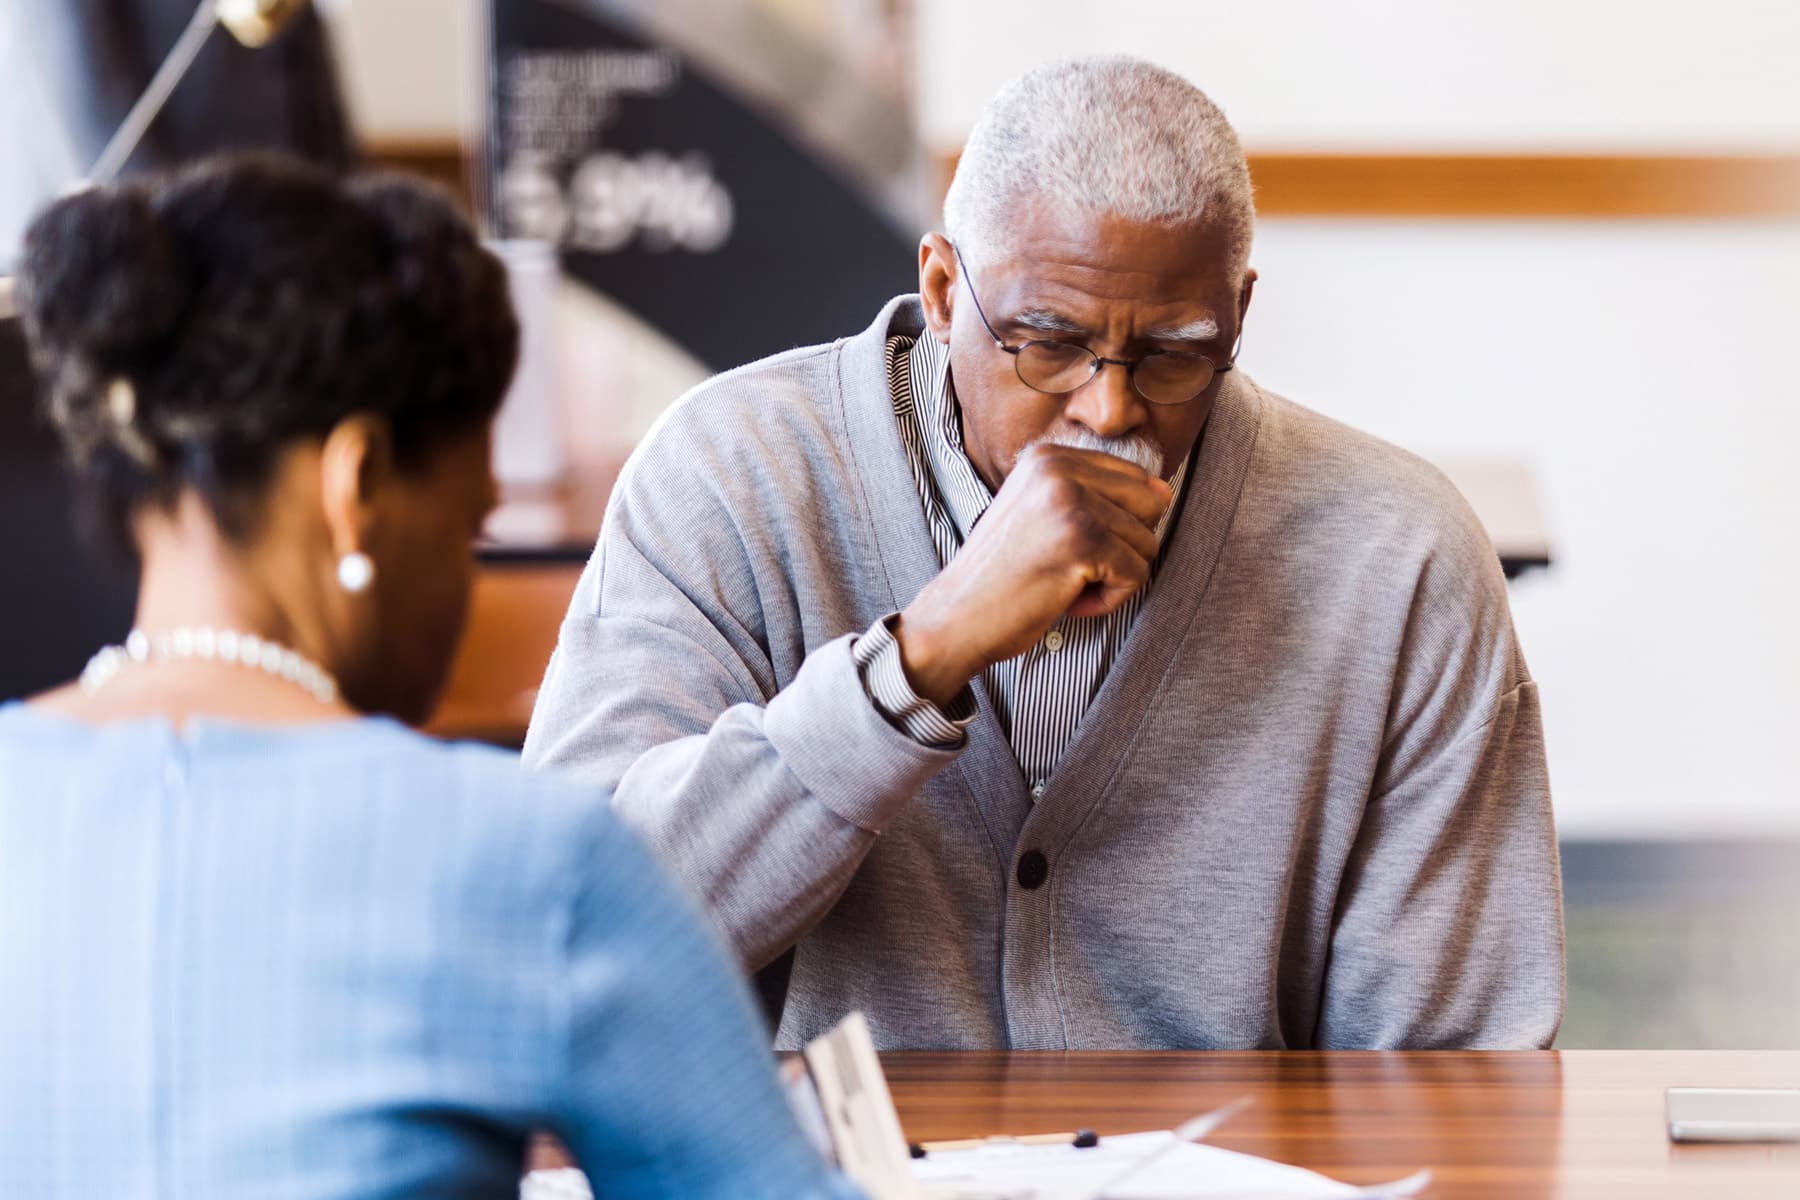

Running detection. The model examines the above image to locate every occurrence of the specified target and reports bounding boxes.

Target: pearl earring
[337,552,375,594]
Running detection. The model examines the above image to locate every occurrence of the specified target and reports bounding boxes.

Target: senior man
[526,56,1564,1051]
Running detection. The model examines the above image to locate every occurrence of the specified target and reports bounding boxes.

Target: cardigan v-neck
[839,298,1262,871]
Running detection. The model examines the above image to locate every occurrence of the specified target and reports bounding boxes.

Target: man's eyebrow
[1008,307,1089,336]
[1144,317,1221,344]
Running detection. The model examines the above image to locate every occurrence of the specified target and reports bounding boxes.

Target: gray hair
[944,56,1254,275]
[1033,424,1164,478]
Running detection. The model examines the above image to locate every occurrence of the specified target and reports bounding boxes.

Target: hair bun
[18,185,192,368]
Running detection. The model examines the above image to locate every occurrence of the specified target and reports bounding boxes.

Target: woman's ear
[318,413,395,566]
[918,233,958,345]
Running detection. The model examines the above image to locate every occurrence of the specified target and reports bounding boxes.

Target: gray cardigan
[525,296,1565,1050]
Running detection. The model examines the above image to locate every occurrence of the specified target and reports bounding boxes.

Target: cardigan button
[1016,850,1049,890]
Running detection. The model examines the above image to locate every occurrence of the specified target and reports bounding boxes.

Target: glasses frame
[951,243,1241,407]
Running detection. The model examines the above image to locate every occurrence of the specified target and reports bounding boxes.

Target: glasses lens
[1015,342,1099,394]
[1133,352,1215,405]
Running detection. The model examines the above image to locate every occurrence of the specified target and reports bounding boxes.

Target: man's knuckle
[1042,475,1083,510]
[1043,507,1087,552]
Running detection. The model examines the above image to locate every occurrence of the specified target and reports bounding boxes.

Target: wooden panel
[1247,153,1800,218]
[932,150,1800,219]
[425,562,580,746]
[363,139,475,210]
[421,456,625,748]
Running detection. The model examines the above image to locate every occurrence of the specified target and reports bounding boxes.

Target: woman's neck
[132,541,297,648]
[129,493,322,649]
[29,500,352,727]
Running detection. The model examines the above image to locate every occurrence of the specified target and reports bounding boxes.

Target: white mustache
[1033,426,1165,478]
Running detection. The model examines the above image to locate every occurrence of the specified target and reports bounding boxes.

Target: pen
[909,1129,1100,1157]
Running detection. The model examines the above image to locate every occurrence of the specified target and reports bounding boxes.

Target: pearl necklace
[80,626,341,706]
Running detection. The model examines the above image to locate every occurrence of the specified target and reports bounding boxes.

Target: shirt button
[1030,781,1047,800]
[1043,630,1065,653]
[1016,850,1049,890]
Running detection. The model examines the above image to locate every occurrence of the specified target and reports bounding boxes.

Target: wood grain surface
[529,1051,1800,1195]
[880,1050,1800,1198]
[1242,153,1800,218]
[424,563,579,745]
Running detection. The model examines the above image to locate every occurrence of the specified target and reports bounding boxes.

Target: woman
[0,155,857,1199]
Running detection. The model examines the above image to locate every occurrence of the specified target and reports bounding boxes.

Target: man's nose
[1062,359,1146,439]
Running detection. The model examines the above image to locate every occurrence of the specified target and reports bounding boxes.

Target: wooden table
[425,457,624,746]
[878,1051,1800,1198]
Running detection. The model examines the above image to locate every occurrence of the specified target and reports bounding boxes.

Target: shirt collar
[905,334,1192,547]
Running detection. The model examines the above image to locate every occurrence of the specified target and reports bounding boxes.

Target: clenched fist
[893,443,1172,706]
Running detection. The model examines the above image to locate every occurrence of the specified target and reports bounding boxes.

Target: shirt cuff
[851,613,978,748]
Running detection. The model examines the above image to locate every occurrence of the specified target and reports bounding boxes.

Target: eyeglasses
[952,243,1240,407]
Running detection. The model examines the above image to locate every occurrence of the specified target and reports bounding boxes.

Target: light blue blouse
[0,704,859,1199]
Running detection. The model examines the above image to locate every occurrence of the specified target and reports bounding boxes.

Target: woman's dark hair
[16,152,518,550]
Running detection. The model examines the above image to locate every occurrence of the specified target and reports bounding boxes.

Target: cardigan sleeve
[1315,680,1564,1048]
[546,801,863,1198]
[1316,503,1564,1050]
[523,403,965,971]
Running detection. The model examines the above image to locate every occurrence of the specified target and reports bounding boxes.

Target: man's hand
[893,443,1172,707]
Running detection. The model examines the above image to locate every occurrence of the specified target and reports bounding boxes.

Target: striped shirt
[851,333,1188,795]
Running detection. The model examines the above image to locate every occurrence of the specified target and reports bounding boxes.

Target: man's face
[919,207,1254,493]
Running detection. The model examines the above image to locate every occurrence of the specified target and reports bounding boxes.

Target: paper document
[804,1011,926,1197]
[524,1137,1427,1200]
[913,1132,1427,1199]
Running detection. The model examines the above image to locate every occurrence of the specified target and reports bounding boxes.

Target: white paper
[912,1131,1366,1199]
[803,1011,926,1199]
[520,1167,591,1200]
[522,1137,1421,1200]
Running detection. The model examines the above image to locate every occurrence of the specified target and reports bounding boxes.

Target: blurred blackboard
[486,0,915,370]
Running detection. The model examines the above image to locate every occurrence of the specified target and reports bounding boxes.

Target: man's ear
[918,233,958,345]
[318,413,395,562]
[1239,267,1258,322]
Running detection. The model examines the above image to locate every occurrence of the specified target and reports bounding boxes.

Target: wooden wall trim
[369,140,1800,221]
[364,139,474,207]
[1244,153,1800,218]
[931,149,1800,219]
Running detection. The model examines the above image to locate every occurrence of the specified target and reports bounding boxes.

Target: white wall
[1248,219,1800,838]
[916,0,1800,838]
[915,0,1800,152]
[320,0,478,141]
